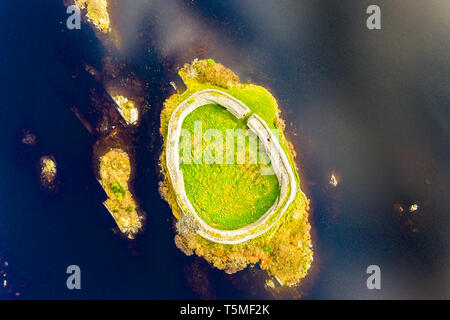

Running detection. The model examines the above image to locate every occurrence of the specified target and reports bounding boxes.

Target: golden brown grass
[75,0,110,33]
[99,148,142,238]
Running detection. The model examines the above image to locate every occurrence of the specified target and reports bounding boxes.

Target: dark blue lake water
[0,0,448,299]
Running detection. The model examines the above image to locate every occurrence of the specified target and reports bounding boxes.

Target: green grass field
[180,104,280,230]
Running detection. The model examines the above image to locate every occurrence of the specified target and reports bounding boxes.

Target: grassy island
[99,148,142,239]
[160,59,313,286]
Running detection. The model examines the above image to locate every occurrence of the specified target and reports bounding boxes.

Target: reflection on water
[0,0,448,299]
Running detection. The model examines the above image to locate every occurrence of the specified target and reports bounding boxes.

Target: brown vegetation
[181,59,239,89]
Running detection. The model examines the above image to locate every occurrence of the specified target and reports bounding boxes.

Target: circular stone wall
[166,89,297,244]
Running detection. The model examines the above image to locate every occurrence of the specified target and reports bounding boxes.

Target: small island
[39,155,57,191]
[160,59,313,286]
[99,148,143,239]
[74,0,111,33]
[112,95,139,125]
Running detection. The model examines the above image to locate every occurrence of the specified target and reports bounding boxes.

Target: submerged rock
[21,129,37,146]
